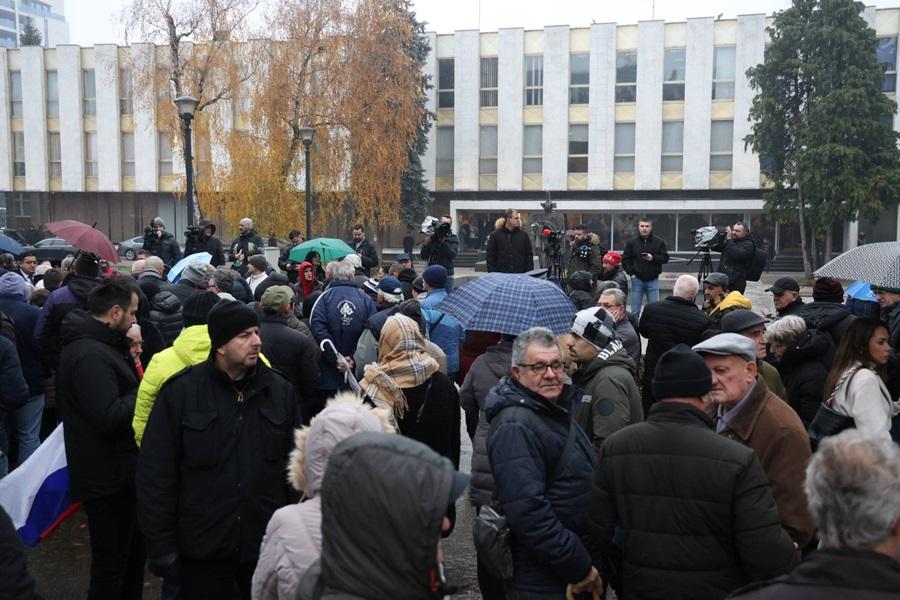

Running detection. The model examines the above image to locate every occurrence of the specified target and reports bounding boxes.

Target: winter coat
[145,289,183,347]
[419,289,464,376]
[621,234,670,282]
[395,371,461,471]
[167,279,203,306]
[0,295,42,395]
[0,335,29,454]
[457,330,502,385]
[230,229,265,276]
[774,330,830,427]
[185,219,226,267]
[597,266,629,297]
[57,316,139,501]
[347,237,379,274]
[136,359,301,565]
[420,234,459,275]
[460,340,512,507]
[884,301,900,349]
[729,548,900,600]
[485,377,599,595]
[615,317,641,371]
[830,364,900,443]
[278,243,302,284]
[717,378,815,547]
[295,432,461,600]
[567,233,605,279]
[143,230,182,267]
[0,506,38,600]
[758,360,788,401]
[572,342,643,452]
[716,235,756,292]
[796,301,856,353]
[590,402,797,599]
[35,275,100,372]
[776,297,804,318]
[260,313,321,402]
[706,290,753,329]
[486,226,533,273]
[309,280,376,390]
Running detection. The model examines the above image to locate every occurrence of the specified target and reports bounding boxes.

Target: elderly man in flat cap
[721,309,787,401]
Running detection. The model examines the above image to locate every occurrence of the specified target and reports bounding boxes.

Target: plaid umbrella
[814,242,900,289]
[435,273,576,336]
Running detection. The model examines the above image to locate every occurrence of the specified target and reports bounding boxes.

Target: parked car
[116,236,145,261]
[22,237,78,264]
[1,228,26,246]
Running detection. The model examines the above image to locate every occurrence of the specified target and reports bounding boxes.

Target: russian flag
[0,424,79,546]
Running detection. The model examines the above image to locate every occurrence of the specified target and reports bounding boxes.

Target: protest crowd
[0,211,899,600]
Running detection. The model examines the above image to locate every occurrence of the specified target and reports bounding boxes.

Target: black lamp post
[174,95,199,227]
[298,126,315,241]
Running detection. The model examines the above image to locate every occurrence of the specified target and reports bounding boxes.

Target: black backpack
[746,241,768,282]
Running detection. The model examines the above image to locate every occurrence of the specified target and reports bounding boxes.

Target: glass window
[661,121,684,172]
[614,122,635,173]
[85,132,98,177]
[122,132,135,177]
[158,132,173,176]
[710,120,734,171]
[524,55,543,106]
[713,46,736,100]
[523,125,542,174]
[436,127,454,176]
[615,51,637,103]
[9,70,22,117]
[13,131,24,176]
[48,132,61,177]
[479,126,497,175]
[480,57,498,107]
[663,48,686,101]
[877,37,898,93]
[46,70,58,118]
[120,68,133,115]
[569,53,590,104]
[438,59,454,108]
[82,69,96,116]
[568,124,588,174]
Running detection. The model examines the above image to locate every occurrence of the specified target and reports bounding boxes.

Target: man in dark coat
[485,209,533,273]
[0,333,29,477]
[590,345,797,599]
[796,277,855,353]
[57,277,145,599]
[277,229,303,284]
[137,300,301,599]
[420,215,459,292]
[142,217,182,269]
[621,217,669,319]
[714,221,755,294]
[347,224,379,276]
[766,277,804,318]
[230,217,265,277]
[185,218,226,267]
[168,262,215,305]
[639,274,710,414]
[138,277,183,347]
[731,430,900,600]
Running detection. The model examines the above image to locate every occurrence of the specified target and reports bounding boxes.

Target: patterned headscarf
[361,314,439,418]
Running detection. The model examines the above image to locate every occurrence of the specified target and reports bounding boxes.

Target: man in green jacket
[568,307,643,452]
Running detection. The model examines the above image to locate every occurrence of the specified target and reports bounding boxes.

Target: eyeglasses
[516,362,564,375]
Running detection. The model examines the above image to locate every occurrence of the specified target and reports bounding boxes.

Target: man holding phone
[621,218,670,320]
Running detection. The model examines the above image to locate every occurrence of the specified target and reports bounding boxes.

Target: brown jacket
[718,377,814,547]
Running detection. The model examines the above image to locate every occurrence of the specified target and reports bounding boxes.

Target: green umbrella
[289,238,355,264]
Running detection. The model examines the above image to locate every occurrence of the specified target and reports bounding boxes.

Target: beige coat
[831,364,900,442]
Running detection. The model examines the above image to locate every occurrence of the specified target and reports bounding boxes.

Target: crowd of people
[0,211,899,600]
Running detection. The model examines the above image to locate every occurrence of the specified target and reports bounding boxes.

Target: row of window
[11,130,173,179]
[8,68,134,119]
[434,119,735,177]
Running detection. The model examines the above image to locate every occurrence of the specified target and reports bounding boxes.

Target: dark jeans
[180,559,254,600]
[82,489,146,600]
[477,554,507,600]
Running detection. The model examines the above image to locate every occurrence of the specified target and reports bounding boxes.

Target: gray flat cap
[720,309,766,334]
[703,272,729,289]
[692,332,756,362]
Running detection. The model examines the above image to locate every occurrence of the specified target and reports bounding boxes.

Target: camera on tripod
[536,223,564,257]
[691,226,727,251]
[420,216,452,241]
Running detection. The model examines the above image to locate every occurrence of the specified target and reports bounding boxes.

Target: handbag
[808,367,858,451]
[473,416,579,581]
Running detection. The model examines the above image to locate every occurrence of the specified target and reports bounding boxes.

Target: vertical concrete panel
[733,14,765,188]
[542,25,569,190]
[454,30,480,190]
[497,28,523,190]
[131,43,158,192]
[423,32,437,192]
[95,44,121,191]
[683,18,714,189]
[0,51,11,191]
[21,46,47,191]
[634,21,663,189]
[57,45,84,191]
[588,23,616,189]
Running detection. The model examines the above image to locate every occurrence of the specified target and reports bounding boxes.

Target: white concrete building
[0,0,69,49]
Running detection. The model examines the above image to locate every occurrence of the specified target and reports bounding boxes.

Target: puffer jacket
[706,290,752,329]
[252,394,392,600]
[621,234,669,282]
[774,330,830,427]
[459,340,512,507]
[567,233,606,279]
[485,377,599,595]
[309,280,376,390]
[795,301,855,354]
[35,275,100,372]
[146,289,183,347]
[572,341,643,452]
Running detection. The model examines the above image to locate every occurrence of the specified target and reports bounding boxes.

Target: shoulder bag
[808,367,859,452]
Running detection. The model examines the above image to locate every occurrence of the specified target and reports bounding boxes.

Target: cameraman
[184,218,225,267]
[142,217,182,269]
[715,221,755,294]
[567,224,605,281]
[420,215,458,292]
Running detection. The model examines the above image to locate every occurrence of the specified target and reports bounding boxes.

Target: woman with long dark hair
[823,317,900,441]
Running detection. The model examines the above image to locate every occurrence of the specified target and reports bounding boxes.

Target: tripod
[687,248,715,283]
[545,245,566,283]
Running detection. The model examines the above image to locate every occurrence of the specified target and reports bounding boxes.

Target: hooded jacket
[297,262,322,299]
[621,234,670,282]
[35,275,100,372]
[567,233,606,279]
[419,288,464,376]
[252,394,392,600]
[795,301,855,353]
[296,432,461,600]
[0,275,42,395]
[185,219,225,267]
[572,341,643,452]
[706,290,753,329]
[774,329,830,427]
[143,229,182,267]
[145,288,183,347]
[485,224,533,273]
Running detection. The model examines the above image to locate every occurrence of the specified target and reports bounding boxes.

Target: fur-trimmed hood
[288,391,393,496]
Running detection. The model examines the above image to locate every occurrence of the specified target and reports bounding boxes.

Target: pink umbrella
[45,220,119,263]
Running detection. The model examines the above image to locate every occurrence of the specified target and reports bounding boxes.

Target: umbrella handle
[319,338,361,393]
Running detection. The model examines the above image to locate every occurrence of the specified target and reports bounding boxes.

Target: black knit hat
[207,300,259,351]
[182,291,220,327]
[652,344,712,400]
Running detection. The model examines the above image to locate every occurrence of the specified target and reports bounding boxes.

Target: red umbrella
[45,220,119,263]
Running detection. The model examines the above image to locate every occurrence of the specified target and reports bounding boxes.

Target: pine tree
[19,18,41,47]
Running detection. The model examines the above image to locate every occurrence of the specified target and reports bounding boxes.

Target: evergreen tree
[746,0,900,273]
[19,18,41,47]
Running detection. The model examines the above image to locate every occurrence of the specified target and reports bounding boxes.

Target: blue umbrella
[435,273,577,336]
[845,280,878,302]
[0,232,23,256]
[167,252,212,283]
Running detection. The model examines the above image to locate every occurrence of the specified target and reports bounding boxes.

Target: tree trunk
[797,188,813,275]
[824,226,833,266]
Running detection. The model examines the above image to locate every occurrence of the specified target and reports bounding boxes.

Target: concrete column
[57,45,84,191]
[95,44,121,191]
[21,46,47,191]
[683,17,714,189]
[634,21,663,189]
[423,32,438,192]
[497,27,524,190]
[453,30,480,191]
[0,50,11,191]
[732,14,765,188]
[588,23,616,189]
[542,25,569,190]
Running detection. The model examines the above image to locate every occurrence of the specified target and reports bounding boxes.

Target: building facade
[0,0,68,49]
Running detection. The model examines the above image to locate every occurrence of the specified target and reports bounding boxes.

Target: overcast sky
[68,0,900,45]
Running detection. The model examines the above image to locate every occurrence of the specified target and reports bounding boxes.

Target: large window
[82,69,96,116]
[438,59,454,108]
[46,70,58,118]
[436,127,454,176]
[877,37,898,93]
[524,55,543,106]
[710,120,734,171]
[122,133,135,177]
[13,131,25,176]
[523,125,542,174]
[48,132,61,177]
[158,132,173,176]
[614,123,635,172]
[479,126,497,175]
[120,68,133,115]
[85,132,98,177]
[567,124,588,174]
[9,70,21,117]
[569,53,590,105]
[661,121,684,172]
[713,46,736,100]
[663,48,686,101]
[480,57,498,107]
[615,51,637,103]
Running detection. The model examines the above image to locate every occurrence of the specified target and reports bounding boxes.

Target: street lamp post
[298,126,315,241]
[174,95,200,227]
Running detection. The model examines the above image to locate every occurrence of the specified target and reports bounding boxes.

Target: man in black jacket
[277,229,303,284]
[591,345,796,599]
[137,300,300,599]
[185,218,226,267]
[716,221,755,294]
[57,277,145,599]
[621,218,669,319]
[766,277,804,318]
[420,215,459,292]
[143,217,182,269]
[348,224,379,276]
[485,209,533,273]
[230,217,265,277]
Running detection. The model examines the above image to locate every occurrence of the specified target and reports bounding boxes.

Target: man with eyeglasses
[568,307,642,453]
[598,288,640,370]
